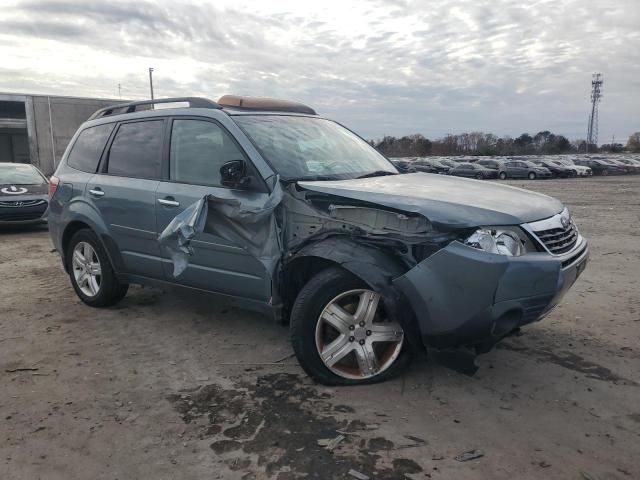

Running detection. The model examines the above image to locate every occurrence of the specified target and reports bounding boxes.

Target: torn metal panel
[203,180,284,275]
[158,180,284,277]
[281,185,452,265]
[157,196,209,277]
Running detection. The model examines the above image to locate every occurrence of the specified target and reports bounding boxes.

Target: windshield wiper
[282,175,341,183]
[355,170,398,179]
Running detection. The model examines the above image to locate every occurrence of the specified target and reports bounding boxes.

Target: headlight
[464,228,527,256]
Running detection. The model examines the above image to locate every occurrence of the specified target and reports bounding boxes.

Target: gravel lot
[1,176,639,480]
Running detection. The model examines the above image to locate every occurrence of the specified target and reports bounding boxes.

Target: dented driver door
[155,118,272,301]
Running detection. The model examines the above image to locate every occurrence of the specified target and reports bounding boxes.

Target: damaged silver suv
[48,96,588,385]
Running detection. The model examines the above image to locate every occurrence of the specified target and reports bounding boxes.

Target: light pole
[148,67,155,102]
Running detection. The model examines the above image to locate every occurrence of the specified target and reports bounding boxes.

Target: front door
[156,117,272,301]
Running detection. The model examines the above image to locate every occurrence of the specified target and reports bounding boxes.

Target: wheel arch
[281,237,422,349]
[61,215,124,274]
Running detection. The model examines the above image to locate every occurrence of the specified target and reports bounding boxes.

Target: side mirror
[220,159,251,188]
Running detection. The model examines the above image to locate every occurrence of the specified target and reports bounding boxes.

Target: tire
[475,173,484,180]
[528,172,537,180]
[290,267,411,386]
[601,169,609,176]
[499,171,507,180]
[571,170,578,178]
[66,229,129,307]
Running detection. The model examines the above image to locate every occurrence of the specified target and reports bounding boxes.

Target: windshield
[233,115,397,180]
[0,164,46,185]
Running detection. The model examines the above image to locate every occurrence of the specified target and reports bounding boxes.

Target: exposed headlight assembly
[464,227,529,256]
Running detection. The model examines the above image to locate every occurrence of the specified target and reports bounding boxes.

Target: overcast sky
[1,0,638,142]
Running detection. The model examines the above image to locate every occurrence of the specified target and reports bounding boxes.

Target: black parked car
[438,158,459,169]
[426,159,451,174]
[0,163,49,226]
[574,159,624,176]
[531,160,576,178]
[412,159,439,174]
[498,161,552,180]
[389,158,417,174]
[449,163,498,179]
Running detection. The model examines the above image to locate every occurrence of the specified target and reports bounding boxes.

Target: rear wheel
[290,267,411,385]
[66,229,128,307]
[528,172,537,180]
[475,172,484,180]
[499,171,507,180]
[601,169,609,176]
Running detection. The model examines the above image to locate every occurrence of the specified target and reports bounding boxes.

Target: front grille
[561,242,588,268]
[532,222,578,254]
[0,212,44,221]
[0,199,46,208]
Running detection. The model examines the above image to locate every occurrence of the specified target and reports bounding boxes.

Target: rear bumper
[394,239,588,352]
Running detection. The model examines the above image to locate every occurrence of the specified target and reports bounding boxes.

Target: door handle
[157,198,180,207]
[89,188,105,197]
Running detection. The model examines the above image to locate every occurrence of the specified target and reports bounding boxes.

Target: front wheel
[528,172,537,180]
[498,171,507,180]
[475,172,484,179]
[67,229,129,307]
[290,267,411,385]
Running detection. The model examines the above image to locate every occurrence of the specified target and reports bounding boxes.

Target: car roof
[86,96,318,125]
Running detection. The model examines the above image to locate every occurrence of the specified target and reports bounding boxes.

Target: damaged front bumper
[394,237,588,353]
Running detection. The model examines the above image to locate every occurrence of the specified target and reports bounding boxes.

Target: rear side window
[107,120,164,179]
[169,119,245,187]
[66,123,114,173]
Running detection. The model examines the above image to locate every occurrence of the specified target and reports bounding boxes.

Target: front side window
[169,119,245,187]
[107,120,163,179]
[233,115,396,180]
[67,123,114,173]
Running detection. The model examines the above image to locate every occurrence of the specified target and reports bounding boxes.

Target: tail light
[48,175,60,199]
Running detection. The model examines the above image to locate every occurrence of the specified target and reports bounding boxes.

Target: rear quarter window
[66,123,114,173]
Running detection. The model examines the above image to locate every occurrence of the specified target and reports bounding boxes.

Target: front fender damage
[156,180,464,361]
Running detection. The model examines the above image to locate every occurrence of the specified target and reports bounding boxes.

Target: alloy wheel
[315,289,404,380]
[72,242,102,297]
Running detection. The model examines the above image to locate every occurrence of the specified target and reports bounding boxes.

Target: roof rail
[88,97,221,120]
[217,95,317,115]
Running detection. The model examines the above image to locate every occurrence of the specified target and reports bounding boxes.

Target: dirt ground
[1,176,639,480]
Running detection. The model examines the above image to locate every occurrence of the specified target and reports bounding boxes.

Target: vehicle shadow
[0,223,49,235]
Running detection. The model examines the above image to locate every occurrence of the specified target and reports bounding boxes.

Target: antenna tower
[586,73,603,152]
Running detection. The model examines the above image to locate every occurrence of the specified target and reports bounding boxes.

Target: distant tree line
[372,131,640,157]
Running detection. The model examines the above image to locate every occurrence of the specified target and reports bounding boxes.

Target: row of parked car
[390,154,640,180]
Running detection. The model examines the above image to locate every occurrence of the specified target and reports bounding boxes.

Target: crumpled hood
[0,183,48,200]
[298,173,564,228]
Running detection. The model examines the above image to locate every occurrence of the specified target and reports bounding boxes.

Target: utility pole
[148,67,155,103]
[586,73,603,153]
[118,83,121,99]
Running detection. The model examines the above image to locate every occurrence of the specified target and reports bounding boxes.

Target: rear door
[155,117,271,301]
[88,119,165,278]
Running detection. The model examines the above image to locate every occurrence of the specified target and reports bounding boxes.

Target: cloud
[0,0,638,141]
